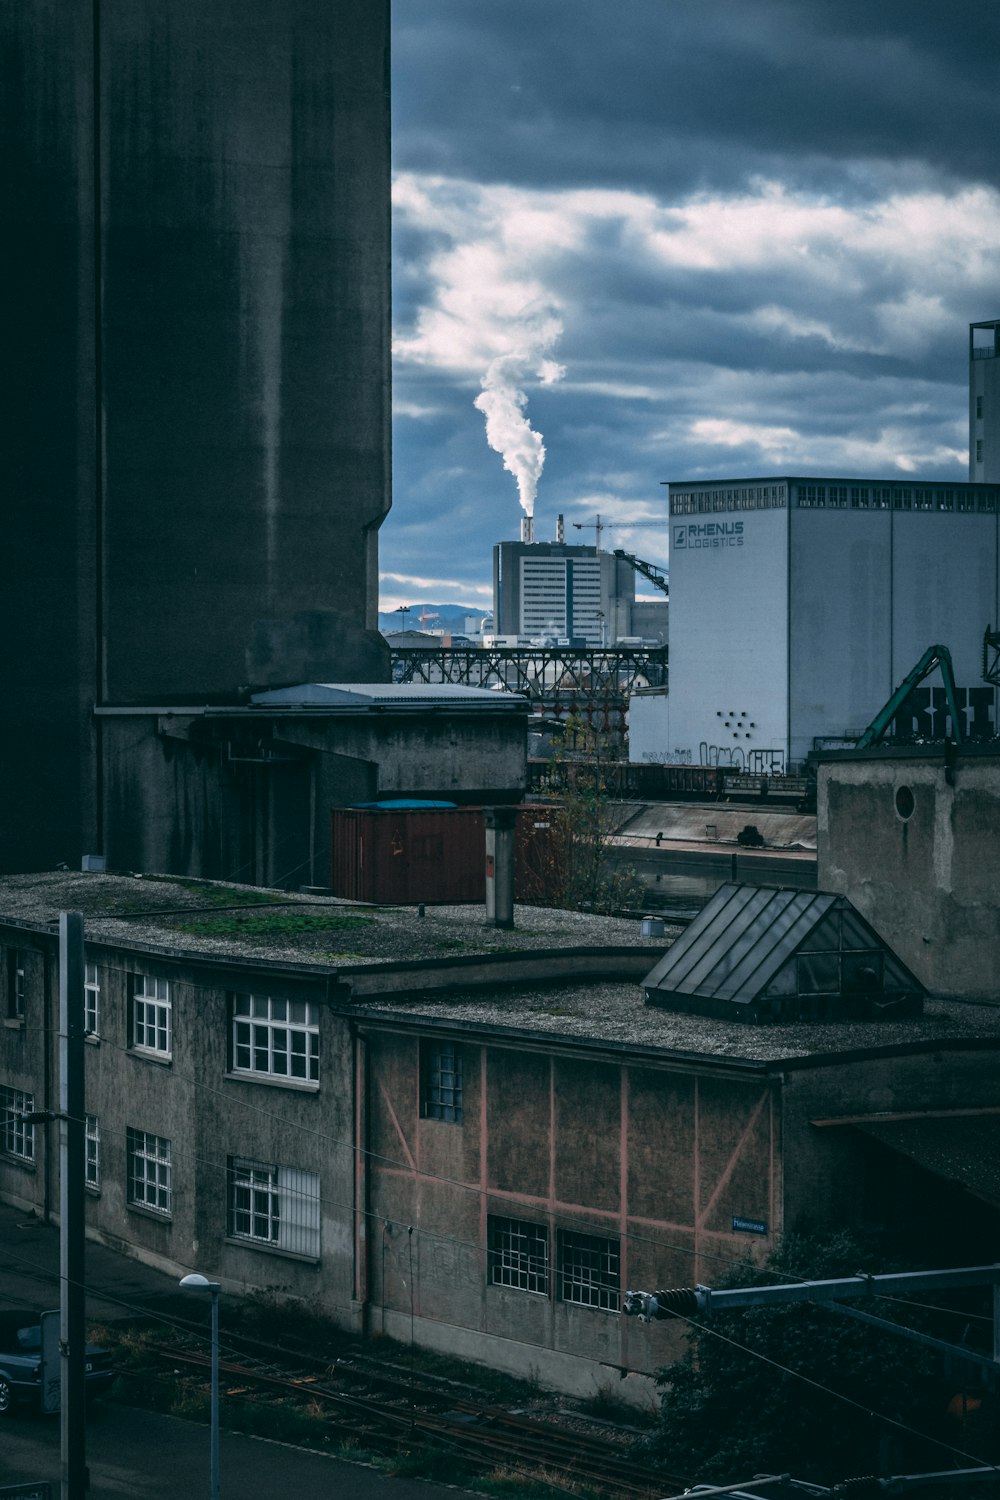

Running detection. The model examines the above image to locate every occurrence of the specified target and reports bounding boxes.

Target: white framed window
[488,1215,549,1295]
[7,950,26,1020]
[127,1128,171,1215]
[85,1114,100,1189]
[131,976,171,1057]
[230,994,319,1084]
[557,1228,620,1311]
[227,1158,320,1258]
[84,963,100,1036]
[1,1086,34,1162]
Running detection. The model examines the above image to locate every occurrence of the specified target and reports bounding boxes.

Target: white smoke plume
[474,340,564,518]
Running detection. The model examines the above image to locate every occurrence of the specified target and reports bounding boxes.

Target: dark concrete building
[3,1,391,874]
[4,872,1000,1402]
[817,746,1000,1002]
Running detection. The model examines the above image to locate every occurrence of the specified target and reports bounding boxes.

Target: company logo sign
[673,521,744,550]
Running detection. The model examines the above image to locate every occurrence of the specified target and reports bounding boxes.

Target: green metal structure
[855,643,965,749]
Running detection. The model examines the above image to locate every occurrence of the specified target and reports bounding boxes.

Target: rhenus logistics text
[673,521,744,549]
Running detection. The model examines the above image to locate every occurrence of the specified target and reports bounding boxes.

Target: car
[0,1310,115,1415]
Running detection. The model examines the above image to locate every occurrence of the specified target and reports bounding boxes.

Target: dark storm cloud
[393,0,1000,199]
[382,2,1000,604]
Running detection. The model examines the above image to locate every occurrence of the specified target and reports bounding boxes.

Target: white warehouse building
[662,476,1000,771]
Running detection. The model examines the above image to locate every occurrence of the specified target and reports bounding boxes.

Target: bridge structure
[391,645,668,737]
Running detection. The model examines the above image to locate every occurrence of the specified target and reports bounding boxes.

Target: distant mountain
[378,603,488,633]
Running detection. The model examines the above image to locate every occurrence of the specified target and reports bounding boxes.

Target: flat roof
[664,475,999,490]
[0,872,652,970]
[4,872,998,1069]
[354,982,1000,1069]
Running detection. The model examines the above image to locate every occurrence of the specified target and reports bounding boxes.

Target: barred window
[85,1114,100,1190]
[84,963,100,1037]
[978,492,997,513]
[127,1128,171,1216]
[850,486,869,509]
[227,1158,320,1257]
[231,994,319,1084]
[894,488,912,510]
[488,1216,549,1295]
[421,1038,463,1123]
[1,1086,34,1162]
[558,1229,620,1311]
[131,976,171,1057]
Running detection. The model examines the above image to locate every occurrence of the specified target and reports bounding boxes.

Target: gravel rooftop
[4,871,997,1067]
[0,871,653,966]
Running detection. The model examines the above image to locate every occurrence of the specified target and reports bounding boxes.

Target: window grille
[421,1039,464,1122]
[231,994,319,1083]
[85,1114,100,1189]
[131,976,171,1056]
[1,1086,34,1161]
[227,1158,320,1257]
[557,1229,620,1311]
[127,1128,171,1215]
[7,950,25,1019]
[488,1216,549,1294]
[84,963,100,1036]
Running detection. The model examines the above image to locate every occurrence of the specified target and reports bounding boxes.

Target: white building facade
[664,476,1000,771]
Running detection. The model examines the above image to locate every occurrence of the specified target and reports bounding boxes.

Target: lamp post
[395,603,410,634]
[180,1273,221,1500]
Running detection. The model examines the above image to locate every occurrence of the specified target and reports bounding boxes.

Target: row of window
[0,1092,322,1258]
[5,951,321,1087]
[124,1133,321,1258]
[796,484,996,512]
[489,1215,620,1310]
[670,486,787,515]
[4,1094,619,1309]
[669,485,1000,517]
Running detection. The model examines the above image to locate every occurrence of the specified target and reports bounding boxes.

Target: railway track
[136,1332,686,1499]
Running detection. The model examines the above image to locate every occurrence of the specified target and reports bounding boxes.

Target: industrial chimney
[555,513,564,543]
[520,515,535,543]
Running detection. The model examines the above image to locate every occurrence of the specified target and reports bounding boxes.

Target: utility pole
[60,911,87,1500]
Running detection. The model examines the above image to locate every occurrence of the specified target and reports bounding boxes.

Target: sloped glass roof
[643,884,924,1019]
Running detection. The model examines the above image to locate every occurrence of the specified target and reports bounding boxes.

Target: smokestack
[520,515,534,544]
[556,513,564,543]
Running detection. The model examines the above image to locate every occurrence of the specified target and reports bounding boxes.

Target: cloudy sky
[381,0,1000,613]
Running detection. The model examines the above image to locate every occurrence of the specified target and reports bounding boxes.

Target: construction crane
[613,549,669,597]
[571,513,665,549]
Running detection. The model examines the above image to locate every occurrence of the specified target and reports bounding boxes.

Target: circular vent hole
[895,785,915,820]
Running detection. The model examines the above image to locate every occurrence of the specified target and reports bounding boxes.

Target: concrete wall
[817,753,1000,999]
[102,707,526,886]
[789,510,893,757]
[2,0,390,874]
[627,691,671,763]
[0,927,356,1318]
[359,1025,781,1400]
[781,1047,1000,1263]
[668,509,789,768]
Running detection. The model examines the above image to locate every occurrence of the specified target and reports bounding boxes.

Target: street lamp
[395,603,410,634]
[180,1273,221,1500]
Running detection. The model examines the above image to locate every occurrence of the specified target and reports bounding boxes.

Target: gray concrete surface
[0,1201,470,1498]
[0,1399,468,1500]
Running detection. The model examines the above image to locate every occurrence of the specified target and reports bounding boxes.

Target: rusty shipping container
[330,806,558,905]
